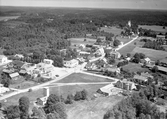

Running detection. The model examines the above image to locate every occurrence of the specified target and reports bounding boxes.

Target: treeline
[142,40,165,51]
[104,85,167,119]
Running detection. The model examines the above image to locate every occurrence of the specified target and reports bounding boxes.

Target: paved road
[116,35,138,51]
[48,82,112,87]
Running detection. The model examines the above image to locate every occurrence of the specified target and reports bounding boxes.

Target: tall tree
[19,96,30,119]
[6,105,20,119]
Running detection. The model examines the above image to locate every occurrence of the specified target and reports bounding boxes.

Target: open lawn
[66,95,124,119]
[56,73,114,83]
[139,25,167,33]
[131,47,167,61]
[122,63,149,73]
[10,80,37,89]
[69,38,96,47]
[100,26,124,36]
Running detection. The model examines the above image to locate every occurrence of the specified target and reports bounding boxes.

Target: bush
[28,88,32,92]
[156,100,165,106]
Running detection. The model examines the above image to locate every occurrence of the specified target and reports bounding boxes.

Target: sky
[1,0,167,10]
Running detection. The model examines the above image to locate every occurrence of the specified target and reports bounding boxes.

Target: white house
[97,83,122,96]
[64,59,79,68]
[0,55,8,64]
[144,57,151,64]
[14,54,24,59]
[43,59,53,65]
[95,48,105,56]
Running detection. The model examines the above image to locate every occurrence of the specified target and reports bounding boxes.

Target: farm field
[66,95,124,119]
[56,73,114,83]
[131,47,167,61]
[139,25,167,33]
[122,63,149,73]
[0,16,20,21]
[100,26,123,35]
[69,38,96,47]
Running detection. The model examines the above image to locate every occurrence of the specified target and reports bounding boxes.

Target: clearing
[69,38,96,47]
[56,73,114,83]
[139,25,167,33]
[100,26,124,36]
[122,63,149,73]
[131,47,167,61]
[66,95,124,119]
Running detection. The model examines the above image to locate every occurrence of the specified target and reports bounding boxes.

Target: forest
[1,7,167,57]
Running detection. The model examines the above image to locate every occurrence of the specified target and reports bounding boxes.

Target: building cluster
[2,59,60,83]
[97,79,136,96]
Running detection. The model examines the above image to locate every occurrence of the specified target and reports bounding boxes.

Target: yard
[138,25,167,33]
[66,95,124,119]
[100,26,124,36]
[131,47,167,61]
[122,63,149,73]
[56,73,114,83]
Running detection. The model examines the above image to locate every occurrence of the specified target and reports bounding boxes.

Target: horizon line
[1,5,167,11]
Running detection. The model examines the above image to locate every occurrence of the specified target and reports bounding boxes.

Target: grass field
[1,83,107,108]
[0,16,20,21]
[69,38,96,47]
[0,89,44,108]
[56,73,114,83]
[118,37,144,55]
[122,63,149,73]
[66,95,124,119]
[50,84,107,98]
[100,26,123,35]
[139,25,167,33]
[131,47,167,61]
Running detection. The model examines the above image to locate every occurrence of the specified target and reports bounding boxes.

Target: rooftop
[157,66,167,73]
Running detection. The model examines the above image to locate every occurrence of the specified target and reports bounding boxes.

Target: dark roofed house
[157,66,167,74]
[160,58,167,67]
